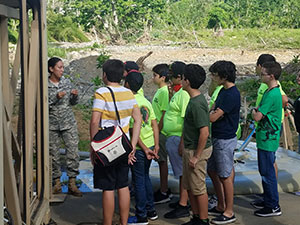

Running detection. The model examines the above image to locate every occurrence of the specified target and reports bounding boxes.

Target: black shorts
[93,158,129,190]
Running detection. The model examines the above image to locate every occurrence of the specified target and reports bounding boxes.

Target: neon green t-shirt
[137,88,144,96]
[256,82,286,123]
[256,87,282,152]
[162,88,190,137]
[152,85,169,123]
[209,85,223,110]
[130,94,156,149]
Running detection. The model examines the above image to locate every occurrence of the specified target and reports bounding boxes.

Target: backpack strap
[106,86,121,125]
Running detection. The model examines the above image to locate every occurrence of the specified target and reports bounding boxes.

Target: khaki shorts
[182,146,212,195]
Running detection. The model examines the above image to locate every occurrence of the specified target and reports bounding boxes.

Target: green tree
[164,0,213,29]
[207,2,233,29]
[63,0,166,42]
[47,11,89,42]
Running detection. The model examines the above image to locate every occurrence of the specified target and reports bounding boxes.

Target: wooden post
[20,0,30,223]
[1,1,50,224]
[282,112,295,151]
[0,13,23,225]
[39,0,51,212]
[282,116,288,149]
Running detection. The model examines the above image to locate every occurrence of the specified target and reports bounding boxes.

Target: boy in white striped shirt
[90,59,142,225]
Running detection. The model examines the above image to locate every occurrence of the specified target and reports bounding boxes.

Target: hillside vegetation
[7,0,300,49]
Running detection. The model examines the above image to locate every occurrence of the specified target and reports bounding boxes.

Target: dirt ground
[105,45,299,67]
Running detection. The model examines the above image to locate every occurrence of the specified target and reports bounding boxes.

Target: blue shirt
[211,86,241,139]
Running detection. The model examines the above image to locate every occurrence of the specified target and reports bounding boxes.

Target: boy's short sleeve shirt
[211,86,241,139]
[184,94,212,150]
[256,82,285,123]
[163,88,190,137]
[130,94,156,149]
[92,86,138,137]
[152,85,169,123]
[256,87,282,151]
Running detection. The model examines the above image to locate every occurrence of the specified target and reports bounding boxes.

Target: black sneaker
[169,200,191,209]
[154,189,171,204]
[182,216,209,225]
[147,210,158,220]
[211,214,236,224]
[169,200,180,209]
[251,200,264,209]
[254,206,282,217]
[164,204,190,219]
[127,216,149,225]
[208,206,224,216]
[182,216,198,225]
[167,188,173,198]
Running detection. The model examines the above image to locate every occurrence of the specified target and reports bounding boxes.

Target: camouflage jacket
[48,76,79,131]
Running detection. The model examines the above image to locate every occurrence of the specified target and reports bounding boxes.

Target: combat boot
[68,177,82,197]
[52,178,62,194]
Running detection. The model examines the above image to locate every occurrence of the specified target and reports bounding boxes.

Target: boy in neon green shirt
[163,61,191,219]
[125,71,160,224]
[151,64,172,203]
[152,64,169,129]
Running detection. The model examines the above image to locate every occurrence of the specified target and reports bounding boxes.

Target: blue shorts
[166,136,183,178]
[207,137,237,178]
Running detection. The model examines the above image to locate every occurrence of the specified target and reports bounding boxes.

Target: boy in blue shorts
[252,61,283,217]
[181,64,212,225]
[207,61,240,225]
[125,71,160,224]
[163,61,190,219]
[151,64,172,203]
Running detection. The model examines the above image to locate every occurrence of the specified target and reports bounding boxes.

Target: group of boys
[89,53,285,225]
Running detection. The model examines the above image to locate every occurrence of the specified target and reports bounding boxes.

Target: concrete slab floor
[50,192,300,225]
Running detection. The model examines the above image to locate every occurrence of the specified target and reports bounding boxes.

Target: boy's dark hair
[262,61,282,80]
[256,54,276,66]
[125,71,144,93]
[170,61,186,79]
[183,64,206,89]
[103,59,124,83]
[48,57,62,73]
[209,60,237,83]
[152,64,170,82]
[124,61,139,72]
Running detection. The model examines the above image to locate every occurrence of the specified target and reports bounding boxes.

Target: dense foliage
[7,0,300,44]
[43,0,300,43]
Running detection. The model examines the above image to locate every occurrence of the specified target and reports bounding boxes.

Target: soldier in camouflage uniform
[48,57,82,197]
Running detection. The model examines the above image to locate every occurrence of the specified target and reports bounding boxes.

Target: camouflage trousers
[49,127,80,180]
